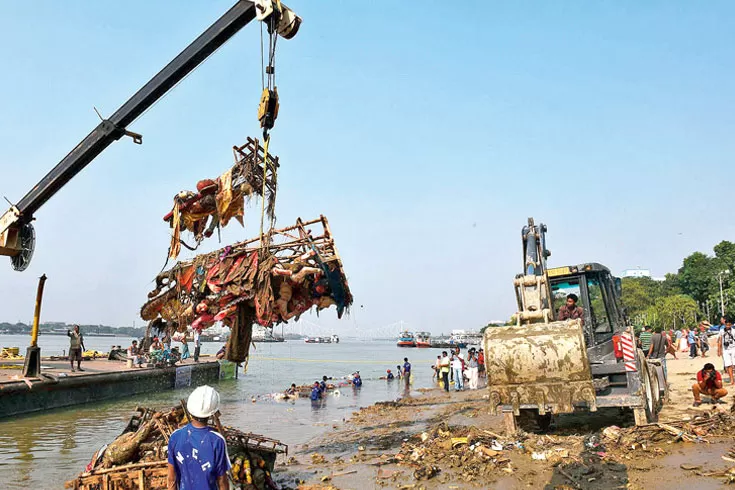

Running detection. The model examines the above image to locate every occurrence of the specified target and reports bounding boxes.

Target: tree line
[0,322,146,337]
[621,240,735,329]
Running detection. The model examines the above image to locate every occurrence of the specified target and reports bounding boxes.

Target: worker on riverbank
[126,340,144,368]
[718,319,735,386]
[451,351,464,391]
[67,325,85,372]
[193,330,201,362]
[467,350,479,389]
[638,325,652,357]
[692,362,728,406]
[440,351,450,392]
[168,385,230,490]
[648,327,668,379]
[395,365,402,380]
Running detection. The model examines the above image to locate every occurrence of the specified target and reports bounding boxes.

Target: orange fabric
[177,266,196,292]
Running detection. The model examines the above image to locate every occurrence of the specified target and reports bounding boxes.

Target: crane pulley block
[258,88,279,131]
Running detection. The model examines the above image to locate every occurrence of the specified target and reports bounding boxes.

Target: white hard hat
[187,385,220,419]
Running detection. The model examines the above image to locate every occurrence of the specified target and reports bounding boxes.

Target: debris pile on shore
[396,424,514,484]
[65,404,287,490]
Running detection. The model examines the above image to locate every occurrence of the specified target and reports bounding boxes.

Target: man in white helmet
[167,385,230,490]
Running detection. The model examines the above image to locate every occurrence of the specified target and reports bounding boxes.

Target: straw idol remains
[141,137,352,363]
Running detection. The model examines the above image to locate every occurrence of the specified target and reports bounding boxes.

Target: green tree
[714,240,735,273]
[678,252,715,305]
[648,294,699,330]
[658,273,682,296]
[621,277,659,321]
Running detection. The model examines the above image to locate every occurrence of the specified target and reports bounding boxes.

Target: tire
[536,413,552,432]
[642,361,658,423]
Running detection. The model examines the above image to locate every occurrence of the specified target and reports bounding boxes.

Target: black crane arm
[16,1,257,218]
[1,0,300,271]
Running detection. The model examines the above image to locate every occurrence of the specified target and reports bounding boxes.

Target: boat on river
[304,334,339,344]
[397,331,416,347]
[450,330,483,346]
[415,331,431,348]
[430,336,467,349]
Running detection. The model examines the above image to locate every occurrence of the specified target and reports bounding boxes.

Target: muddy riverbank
[279,355,735,489]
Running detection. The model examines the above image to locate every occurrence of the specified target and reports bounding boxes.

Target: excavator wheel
[536,412,553,432]
[633,354,658,425]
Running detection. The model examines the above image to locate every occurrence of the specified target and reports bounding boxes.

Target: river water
[0,334,448,489]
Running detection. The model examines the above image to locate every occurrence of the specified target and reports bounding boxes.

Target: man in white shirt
[126,340,144,368]
[451,352,464,391]
[718,319,735,386]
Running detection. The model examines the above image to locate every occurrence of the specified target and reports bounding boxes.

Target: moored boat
[397,331,416,347]
[415,331,431,348]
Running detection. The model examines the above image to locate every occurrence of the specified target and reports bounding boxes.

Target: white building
[621,268,651,279]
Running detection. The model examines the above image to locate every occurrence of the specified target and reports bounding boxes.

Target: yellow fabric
[169,200,181,259]
[216,168,234,226]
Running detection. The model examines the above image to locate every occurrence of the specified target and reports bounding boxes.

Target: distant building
[621,268,651,279]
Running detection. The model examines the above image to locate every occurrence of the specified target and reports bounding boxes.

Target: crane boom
[16,1,257,218]
[0,0,300,271]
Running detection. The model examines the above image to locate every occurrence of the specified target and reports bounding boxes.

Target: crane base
[22,346,41,378]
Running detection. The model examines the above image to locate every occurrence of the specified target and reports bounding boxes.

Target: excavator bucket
[483,319,596,416]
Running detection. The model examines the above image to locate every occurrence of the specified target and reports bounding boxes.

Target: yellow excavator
[483,218,666,432]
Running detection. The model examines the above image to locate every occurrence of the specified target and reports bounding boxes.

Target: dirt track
[277,352,735,489]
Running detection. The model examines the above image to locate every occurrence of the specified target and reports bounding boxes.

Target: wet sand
[278,351,735,489]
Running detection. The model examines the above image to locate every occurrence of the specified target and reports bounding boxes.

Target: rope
[259,135,271,246]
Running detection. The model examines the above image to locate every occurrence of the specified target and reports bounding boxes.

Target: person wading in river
[168,385,230,490]
[67,325,85,372]
[402,357,411,386]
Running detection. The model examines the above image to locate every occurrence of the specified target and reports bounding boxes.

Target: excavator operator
[558,293,584,323]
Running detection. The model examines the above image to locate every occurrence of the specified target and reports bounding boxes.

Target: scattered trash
[450,437,468,448]
[413,465,440,480]
[311,453,327,465]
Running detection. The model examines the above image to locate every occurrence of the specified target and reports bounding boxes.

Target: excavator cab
[548,264,623,351]
[484,219,666,432]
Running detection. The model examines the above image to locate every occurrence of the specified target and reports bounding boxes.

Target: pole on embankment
[22,274,47,377]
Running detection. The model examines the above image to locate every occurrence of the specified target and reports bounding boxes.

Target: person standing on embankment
[440,351,450,392]
[67,325,85,372]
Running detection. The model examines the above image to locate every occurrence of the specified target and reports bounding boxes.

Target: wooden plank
[138,470,145,490]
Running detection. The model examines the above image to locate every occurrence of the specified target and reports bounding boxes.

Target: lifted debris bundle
[165,137,279,260]
[141,215,352,363]
[65,403,287,490]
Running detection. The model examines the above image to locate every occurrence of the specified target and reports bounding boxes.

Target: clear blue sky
[1,1,733,335]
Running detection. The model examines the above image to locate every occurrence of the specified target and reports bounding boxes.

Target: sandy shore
[274,351,735,489]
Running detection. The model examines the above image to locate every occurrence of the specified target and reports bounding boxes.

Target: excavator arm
[0,0,300,271]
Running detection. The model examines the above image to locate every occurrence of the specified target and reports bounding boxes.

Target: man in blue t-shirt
[402,357,411,385]
[168,386,230,490]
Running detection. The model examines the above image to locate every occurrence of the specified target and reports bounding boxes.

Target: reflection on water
[0,339,444,489]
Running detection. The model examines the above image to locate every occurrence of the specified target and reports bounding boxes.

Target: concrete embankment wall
[0,362,220,419]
